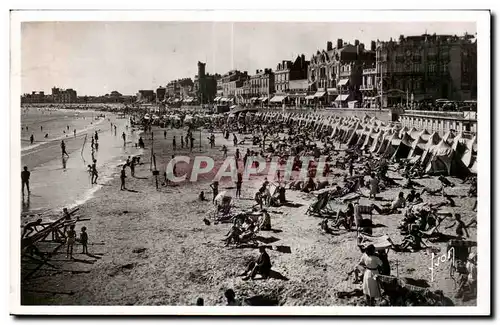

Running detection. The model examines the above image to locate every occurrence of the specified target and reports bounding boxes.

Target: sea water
[20,107,143,218]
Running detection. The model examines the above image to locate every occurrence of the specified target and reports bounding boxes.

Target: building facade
[249,69,275,104]
[217,70,248,104]
[51,87,78,103]
[308,39,376,107]
[136,90,155,102]
[21,91,46,104]
[194,62,218,104]
[377,33,477,107]
[156,87,166,102]
[274,55,309,95]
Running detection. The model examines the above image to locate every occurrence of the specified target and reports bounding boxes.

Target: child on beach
[66,225,76,259]
[80,226,89,254]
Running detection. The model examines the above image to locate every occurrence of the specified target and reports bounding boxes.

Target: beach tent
[408,127,420,139]
[407,135,427,159]
[469,157,477,174]
[369,131,385,153]
[442,130,456,144]
[417,129,430,141]
[345,123,361,145]
[362,129,377,149]
[381,133,401,157]
[460,135,476,167]
[425,140,469,176]
[391,132,414,161]
[375,130,393,155]
[398,126,409,138]
[420,132,442,166]
[425,140,454,175]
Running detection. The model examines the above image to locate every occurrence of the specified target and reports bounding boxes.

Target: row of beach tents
[255,111,477,176]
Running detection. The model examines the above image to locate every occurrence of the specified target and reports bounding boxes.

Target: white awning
[270,95,288,103]
[314,91,326,98]
[335,94,349,101]
[305,95,315,100]
[259,96,269,102]
[338,79,349,86]
[250,97,259,101]
[214,96,221,101]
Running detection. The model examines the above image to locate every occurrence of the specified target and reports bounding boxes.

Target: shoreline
[20,124,477,306]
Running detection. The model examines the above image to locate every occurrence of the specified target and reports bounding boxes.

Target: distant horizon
[21,21,476,97]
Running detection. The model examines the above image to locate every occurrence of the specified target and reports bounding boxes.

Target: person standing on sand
[91,159,98,184]
[74,129,76,137]
[233,133,238,147]
[61,140,69,157]
[236,172,243,198]
[114,125,117,135]
[94,131,99,141]
[210,134,215,148]
[30,134,34,145]
[369,173,379,200]
[181,135,184,149]
[130,157,136,177]
[40,125,43,132]
[164,130,167,139]
[210,181,219,203]
[120,166,127,190]
[173,136,177,150]
[122,132,126,146]
[221,145,228,158]
[80,226,89,254]
[66,224,76,259]
[190,136,195,152]
[358,244,383,306]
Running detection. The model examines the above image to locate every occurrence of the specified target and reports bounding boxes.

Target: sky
[21,21,476,96]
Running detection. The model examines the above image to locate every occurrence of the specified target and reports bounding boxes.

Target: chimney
[354,39,360,46]
[327,41,333,51]
[256,69,259,74]
[371,40,376,51]
[337,39,343,49]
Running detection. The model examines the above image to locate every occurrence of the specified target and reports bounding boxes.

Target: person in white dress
[358,244,383,306]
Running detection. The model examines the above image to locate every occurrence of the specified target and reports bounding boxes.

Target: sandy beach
[20,122,477,307]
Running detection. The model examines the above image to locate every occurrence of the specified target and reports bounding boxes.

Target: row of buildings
[21,88,138,104]
[23,32,476,109]
[160,32,476,108]
[21,87,78,104]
